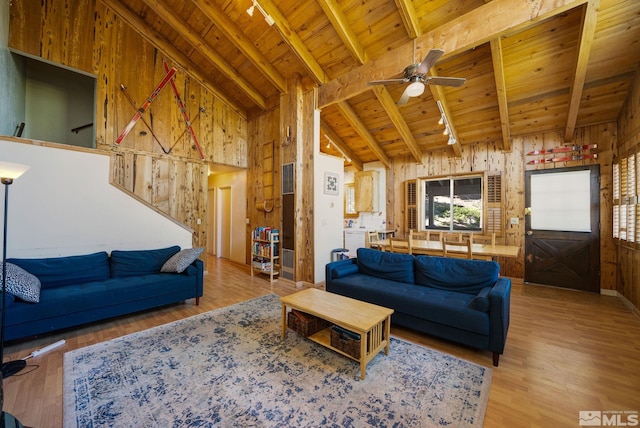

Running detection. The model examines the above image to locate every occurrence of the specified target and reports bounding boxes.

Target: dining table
[375,238,520,260]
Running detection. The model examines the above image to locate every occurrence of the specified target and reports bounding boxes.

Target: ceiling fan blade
[396,87,412,105]
[367,78,407,86]
[416,49,444,75]
[425,76,466,87]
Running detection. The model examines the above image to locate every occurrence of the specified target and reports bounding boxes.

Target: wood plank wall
[8,0,248,250]
[390,124,616,289]
[616,72,640,310]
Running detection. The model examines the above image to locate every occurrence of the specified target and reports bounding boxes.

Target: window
[420,175,483,231]
[344,183,358,218]
[613,151,640,243]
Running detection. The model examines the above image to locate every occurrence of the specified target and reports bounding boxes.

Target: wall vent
[281,249,295,280]
[282,162,294,195]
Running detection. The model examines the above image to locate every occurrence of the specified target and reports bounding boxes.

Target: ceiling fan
[367,49,466,105]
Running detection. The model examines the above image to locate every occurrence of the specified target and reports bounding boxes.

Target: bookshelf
[251,227,280,282]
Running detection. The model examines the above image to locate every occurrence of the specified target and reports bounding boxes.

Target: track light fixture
[246,0,275,26]
[436,100,457,146]
[324,135,351,163]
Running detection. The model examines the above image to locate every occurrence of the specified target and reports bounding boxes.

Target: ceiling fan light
[405,81,425,97]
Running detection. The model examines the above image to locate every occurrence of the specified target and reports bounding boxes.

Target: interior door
[524,165,600,292]
[217,187,231,259]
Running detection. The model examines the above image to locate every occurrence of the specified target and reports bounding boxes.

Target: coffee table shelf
[281,288,393,380]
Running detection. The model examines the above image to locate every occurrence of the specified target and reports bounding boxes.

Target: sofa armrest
[488,277,511,355]
[325,258,358,292]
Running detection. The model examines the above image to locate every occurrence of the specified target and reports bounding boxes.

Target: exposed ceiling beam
[490,37,512,151]
[564,0,600,142]
[336,101,390,168]
[318,0,588,108]
[190,0,287,93]
[394,0,421,39]
[139,0,266,110]
[100,0,246,116]
[258,0,328,84]
[371,86,423,164]
[316,0,368,64]
[321,119,363,171]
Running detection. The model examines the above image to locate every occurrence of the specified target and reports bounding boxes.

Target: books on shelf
[252,227,280,242]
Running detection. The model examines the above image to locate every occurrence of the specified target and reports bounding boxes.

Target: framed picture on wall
[324,172,339,195]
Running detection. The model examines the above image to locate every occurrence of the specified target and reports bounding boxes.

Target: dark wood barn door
[524,165,600,292]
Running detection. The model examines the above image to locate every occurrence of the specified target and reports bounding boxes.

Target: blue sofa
[325,248,511,366]
[3,245,204,342]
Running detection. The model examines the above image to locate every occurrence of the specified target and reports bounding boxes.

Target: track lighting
[324,134,351,163]
[436,100,457,145]
[246,0,275,26]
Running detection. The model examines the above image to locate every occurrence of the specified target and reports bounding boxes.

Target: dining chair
[426,230,443,242]
[367,231,380,249]
[472,232,496,245]
[442,237,472,259]
[409,230,428,240]
[389,237,412,254]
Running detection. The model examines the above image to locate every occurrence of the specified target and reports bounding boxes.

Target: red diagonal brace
[163,59,205,161]
[115,67,177,145]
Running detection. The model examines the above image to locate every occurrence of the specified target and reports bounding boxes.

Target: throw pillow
[468,286,491,312]
[161,247,204,273]
[0,263,41,303]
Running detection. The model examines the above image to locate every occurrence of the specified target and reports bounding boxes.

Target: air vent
[281,249,295,280]
[282,163,294,195]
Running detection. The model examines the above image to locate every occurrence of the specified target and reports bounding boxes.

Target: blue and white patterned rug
[63,294,491,427]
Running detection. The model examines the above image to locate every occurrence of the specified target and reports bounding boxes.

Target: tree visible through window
[422,176,482,231]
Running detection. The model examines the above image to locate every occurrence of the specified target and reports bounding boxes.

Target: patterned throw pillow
[0,263,41,303]
[161,247,204,273]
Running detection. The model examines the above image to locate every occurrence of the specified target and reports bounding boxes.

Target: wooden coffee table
[280,288,393,380]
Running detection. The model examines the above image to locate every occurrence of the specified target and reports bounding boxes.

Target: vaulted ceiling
[104,0,640,167]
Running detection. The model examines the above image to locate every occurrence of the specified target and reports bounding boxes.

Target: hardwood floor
[3,256,640,427]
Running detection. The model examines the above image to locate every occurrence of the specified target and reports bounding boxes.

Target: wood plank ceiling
[104,0,640,167]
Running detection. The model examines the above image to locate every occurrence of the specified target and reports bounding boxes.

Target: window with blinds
[405,172,504,235]
[613,151,640,243]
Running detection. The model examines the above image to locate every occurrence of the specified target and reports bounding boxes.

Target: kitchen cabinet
[354,170,379,212]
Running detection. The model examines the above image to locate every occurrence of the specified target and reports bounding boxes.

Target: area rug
[63,294,491,427]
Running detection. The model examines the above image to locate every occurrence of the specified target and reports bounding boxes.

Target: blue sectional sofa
[3,245,204,342]
[325,247,511,366]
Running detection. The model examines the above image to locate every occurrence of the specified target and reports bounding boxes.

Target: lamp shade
[0,162,30,180]
[405,81,425,97]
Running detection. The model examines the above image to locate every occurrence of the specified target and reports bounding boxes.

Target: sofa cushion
[8,252,111,289]
[329,275,489,335]
[1,263,41,303]
[161,247,204,273]
[110,246,180,277]
[356,248,415,284]
[330,263,359,279]
[414,256,499,294]
[468,287,491,312]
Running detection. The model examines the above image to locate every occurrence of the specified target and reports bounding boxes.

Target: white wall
[0,139,193,259]
[313,109,345,283]
[208,170,247,265]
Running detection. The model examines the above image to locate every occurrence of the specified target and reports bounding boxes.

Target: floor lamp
[0,161,29,428]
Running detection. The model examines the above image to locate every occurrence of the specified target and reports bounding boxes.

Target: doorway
[524,165,600,292]
[217,186,232,259]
